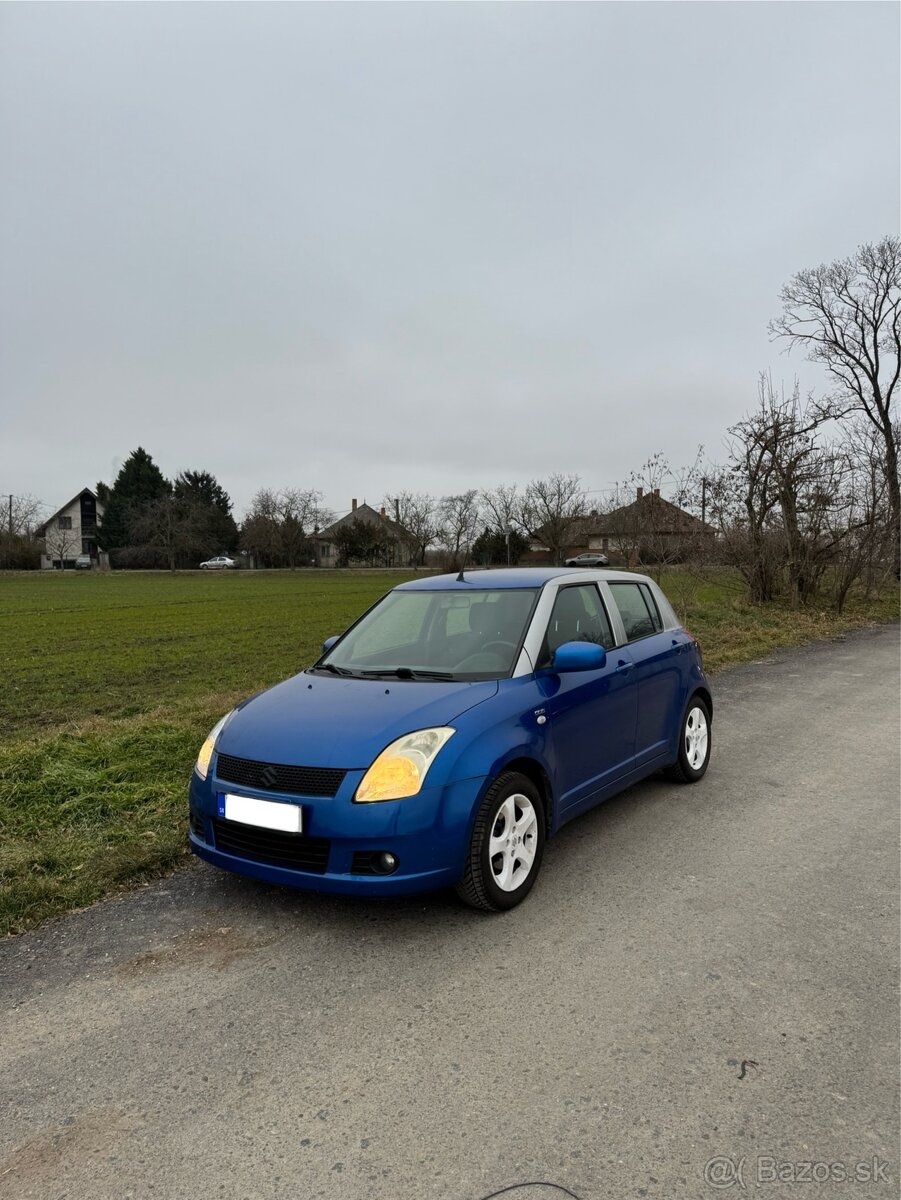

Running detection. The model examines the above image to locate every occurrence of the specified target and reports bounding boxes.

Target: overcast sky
[1,2,898,523]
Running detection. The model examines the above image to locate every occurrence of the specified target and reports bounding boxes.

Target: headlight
[194,712,233,780]
[355,728,455,803]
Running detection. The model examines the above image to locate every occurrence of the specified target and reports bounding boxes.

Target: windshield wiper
[359,667,455,680]
[312,662,354,676]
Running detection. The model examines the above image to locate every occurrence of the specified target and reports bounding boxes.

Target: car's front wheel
[664,696,711,783]
[455,771,546,911]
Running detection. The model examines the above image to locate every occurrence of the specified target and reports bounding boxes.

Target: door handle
[615,660,634,675]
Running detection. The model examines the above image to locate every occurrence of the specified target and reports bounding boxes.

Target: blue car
[189,568,712,910]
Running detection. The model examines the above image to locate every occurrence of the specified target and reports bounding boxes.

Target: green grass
[1,567,897,936]
[1,569,419,731]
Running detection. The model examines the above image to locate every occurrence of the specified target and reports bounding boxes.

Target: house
[600,487,715,564]
[522,488,714,566]
[311,499,416,567]
[35,488,104,569]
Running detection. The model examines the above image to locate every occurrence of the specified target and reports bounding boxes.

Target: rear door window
[608,582,663,642]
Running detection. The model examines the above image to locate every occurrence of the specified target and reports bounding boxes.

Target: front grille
[211,818,331,874]
[216,753,346,797]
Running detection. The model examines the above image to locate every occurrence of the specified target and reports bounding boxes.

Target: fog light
[377,852,398,874]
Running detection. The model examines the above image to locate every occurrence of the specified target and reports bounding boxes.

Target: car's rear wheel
[455,771,546,911]
[664,696,711,783]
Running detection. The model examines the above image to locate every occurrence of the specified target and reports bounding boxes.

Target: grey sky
[1,2,898,523]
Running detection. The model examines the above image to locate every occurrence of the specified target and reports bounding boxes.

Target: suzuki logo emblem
[259,765,278,788]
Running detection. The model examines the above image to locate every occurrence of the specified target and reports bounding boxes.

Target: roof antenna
[456,564,466,583]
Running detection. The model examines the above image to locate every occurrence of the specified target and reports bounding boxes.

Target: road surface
[1,624,898,1200]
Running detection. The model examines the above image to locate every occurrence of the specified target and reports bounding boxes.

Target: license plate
[220,793,302,834]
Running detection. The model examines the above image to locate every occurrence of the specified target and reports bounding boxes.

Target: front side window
[608,582,663,641]
[319,588,538,680]
[541,584,615,665]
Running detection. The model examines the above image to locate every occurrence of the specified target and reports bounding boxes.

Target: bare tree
[240,489,283,567]
[438,490,481,571]
[770,236,901,577]
[131,493,209,572]
[707,374,877,608]
[706,381,786,603]
[4,493,44,536]
[275,488,331,568]
[44,520,80,568]
[385,492,439,566]
[827,417,894,611]
[0,494,45,568]
[241,487,331,568]
[602,480,644,569]
[480,484,520,535]
[516,474,587,566]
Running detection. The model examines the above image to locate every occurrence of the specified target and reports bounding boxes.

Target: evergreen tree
[173,470,239,553]
[471,526,528,566]
[97,448,170,550]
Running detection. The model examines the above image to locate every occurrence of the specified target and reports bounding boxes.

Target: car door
[537,583,639,816]
[604,580,682,766]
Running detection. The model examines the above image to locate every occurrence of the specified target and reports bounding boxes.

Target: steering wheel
[481,640,518,655]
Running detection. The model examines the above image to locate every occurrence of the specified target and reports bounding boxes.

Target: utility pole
[700,477,708,527]
[8,494,12,537]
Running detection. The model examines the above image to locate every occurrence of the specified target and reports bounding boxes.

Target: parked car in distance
[565,552,610,567]
[74,555,93,570]
[199,555,236,570]
[189,567,712,911]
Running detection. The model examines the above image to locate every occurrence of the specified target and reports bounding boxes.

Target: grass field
[1,567,897,936]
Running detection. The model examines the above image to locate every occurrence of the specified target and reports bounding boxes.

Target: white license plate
[222,793,302,834]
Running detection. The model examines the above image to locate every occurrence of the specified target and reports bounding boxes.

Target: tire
[455,771,546,912]
[664,695,712,783]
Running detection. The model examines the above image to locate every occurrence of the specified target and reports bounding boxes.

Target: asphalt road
[2,624,898,1200]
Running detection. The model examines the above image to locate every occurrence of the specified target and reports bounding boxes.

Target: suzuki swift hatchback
[188,568,712,910]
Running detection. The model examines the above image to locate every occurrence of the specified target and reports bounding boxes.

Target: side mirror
[551,641,606,672]
[321,635,340,653]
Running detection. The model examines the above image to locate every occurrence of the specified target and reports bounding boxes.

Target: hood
[216,672,499,769]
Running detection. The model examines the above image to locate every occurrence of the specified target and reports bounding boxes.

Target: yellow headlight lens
[195,734,217,781]
[357,755,421,802]
[194,713,231,780]
[355,728,455,803]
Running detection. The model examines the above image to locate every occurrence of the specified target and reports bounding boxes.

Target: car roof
[395,567,657,591]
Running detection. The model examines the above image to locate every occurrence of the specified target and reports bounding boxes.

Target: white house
[36,488,104,569]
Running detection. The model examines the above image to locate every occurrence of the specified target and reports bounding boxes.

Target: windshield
[317,588,539,680]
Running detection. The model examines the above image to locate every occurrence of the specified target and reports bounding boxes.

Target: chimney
[636,487,643,500]
[394,498,400,522]
[653,488,660,498]
[379,506,386,519]
[351,498,357,512]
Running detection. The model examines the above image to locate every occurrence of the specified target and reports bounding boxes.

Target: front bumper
[188,765,487,897]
